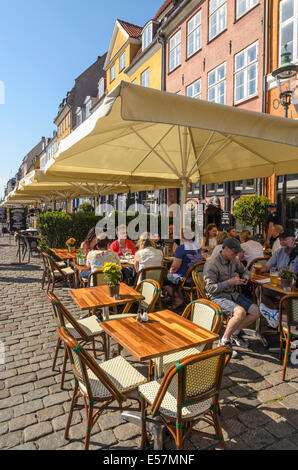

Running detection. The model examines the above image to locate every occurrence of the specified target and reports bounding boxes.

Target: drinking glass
[270,268,279,286]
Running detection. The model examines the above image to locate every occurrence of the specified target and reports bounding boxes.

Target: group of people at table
[76,219,298,359]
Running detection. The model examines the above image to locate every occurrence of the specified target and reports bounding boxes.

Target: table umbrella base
[121,410,164,450]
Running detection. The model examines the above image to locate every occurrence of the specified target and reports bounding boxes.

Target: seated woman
[165,227,204,309]
[109,224,137,256]
[109,225,136,285]
[81,234,121,282]
[238,229,264,267]
[134,232,163,275]
[80,227,99,258]
[201,223,218,253]
[207,231,228,260]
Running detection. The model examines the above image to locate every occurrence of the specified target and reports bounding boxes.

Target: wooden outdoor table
[245,274,298,348]
[69,283,144,318]
[100,309,219,377]
[252,273,298,296]
[50,248,79,261]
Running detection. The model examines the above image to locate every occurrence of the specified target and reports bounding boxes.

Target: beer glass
[270,268,279,286]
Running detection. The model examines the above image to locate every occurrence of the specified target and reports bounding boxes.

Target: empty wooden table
[69,283,144,320]
[100,309,219,377]
[50,248,79,262]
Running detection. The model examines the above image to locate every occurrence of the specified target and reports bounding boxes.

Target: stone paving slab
[0,234,297,450]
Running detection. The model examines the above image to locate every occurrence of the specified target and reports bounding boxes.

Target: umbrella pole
[181,178,188,229]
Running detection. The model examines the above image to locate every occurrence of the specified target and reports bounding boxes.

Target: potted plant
[103,262,122,298]
[280,268,296,291]
[66,237,76,253]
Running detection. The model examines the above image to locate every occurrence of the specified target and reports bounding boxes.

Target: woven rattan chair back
[46,291,89,340]
[135,266,167,287]
[183,299,223,334]
[192,270,206,299]
[87,269,106,287]
[139,279,161,312]
[150,346,231,418]
[56,327,123,404]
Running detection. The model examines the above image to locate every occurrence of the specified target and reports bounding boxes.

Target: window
[234,41,258,104]
[206,183,224,195]
[187,11,202,58]
[209,0,227,41]
[208,62,226,104]
[119,52,126,72]
[236,0,258,19]
[141,68,150,87]
[98,78,105,98]
[186,78,201,99]
[233,179,255,193]
[279,0,298,63]
[85,99,92,118]
[76,108,82,126]
[132,78,137,84]
[110,64,115,83]
[142,23,153,51]
[169,30,181,72]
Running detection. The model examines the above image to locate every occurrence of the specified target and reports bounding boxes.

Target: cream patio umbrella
[42,81,298,209]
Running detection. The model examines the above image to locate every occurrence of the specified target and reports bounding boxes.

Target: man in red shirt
[110,225,137,256]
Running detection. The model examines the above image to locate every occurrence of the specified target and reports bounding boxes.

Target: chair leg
[84,405,93,451]
[176,421,184,450]
[60,345,68,389]
[102,333,108,362]
[282,336,291,381]
[212,409,226,450]
[41,270,46,289]
[140,398,147,450]
[65,384,79,439]
[52,337,61,371]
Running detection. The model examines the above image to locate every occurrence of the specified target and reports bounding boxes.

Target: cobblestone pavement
[0,234,298,451]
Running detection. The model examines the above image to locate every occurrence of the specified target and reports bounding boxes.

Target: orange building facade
[264,0,298,211]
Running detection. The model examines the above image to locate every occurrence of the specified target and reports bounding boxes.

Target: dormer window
[85,96,92,118]
[76,107,82,126]
[142,22,153,51]
[98,77,105,99]
[119,52,126,72]
[110,64,116,83]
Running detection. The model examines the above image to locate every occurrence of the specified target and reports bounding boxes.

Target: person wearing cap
[265,204,281,248]
[165,227,204,309]
[204,237,261,357]
[258,229,298,326]
[259,229,298,277]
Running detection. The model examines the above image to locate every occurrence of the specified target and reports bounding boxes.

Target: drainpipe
[157,33,166,91]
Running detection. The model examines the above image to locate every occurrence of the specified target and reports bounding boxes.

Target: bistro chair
[279,294,298,381]
[247,257,269,271]
[47,255,76,291]
[40,250,66,290]
[57,326,147,450]
[135,266,167,308]
[192,269,207,299]
[179,261,206,303]
[46,291,108,389]
[139,346,232,450]
[150,299,223,377]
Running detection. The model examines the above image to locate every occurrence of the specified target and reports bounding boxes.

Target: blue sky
[0,0,164,198]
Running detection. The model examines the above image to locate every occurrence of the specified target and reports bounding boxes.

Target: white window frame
[169,30,181,73]
[142,23,153,51]
[76,107,82,126]
[119,51,126,72]
[207,62,226,104]
[98,77,105,99]
[141,68,150,88]
[236,0,258,20]
[234,41,258,104]
[279,0,298,63]
[209,0,227,41]
[85,98,92,118]
[187,10,202,58]
[186,78,201,99]
[110,64,115,83]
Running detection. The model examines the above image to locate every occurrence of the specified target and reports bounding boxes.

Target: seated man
[164,227,203,309]
[258,229,298,326]
[204,238,261,357]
